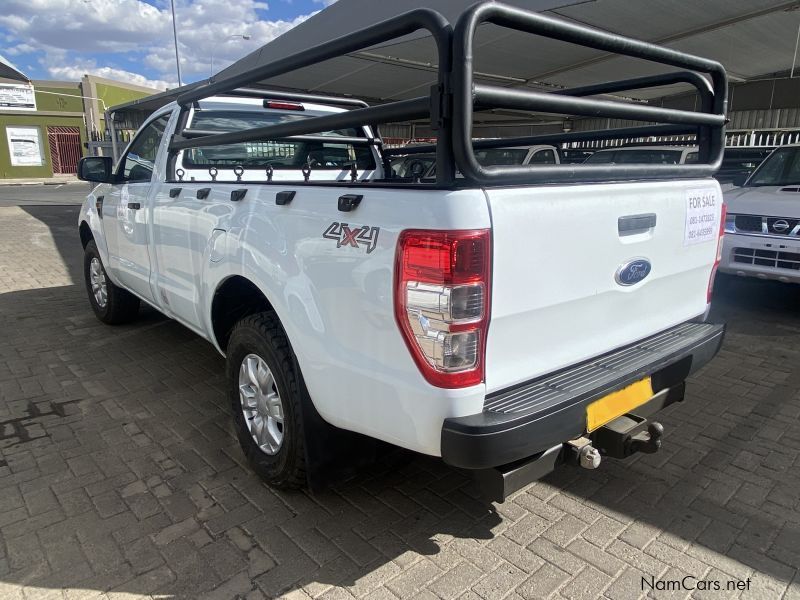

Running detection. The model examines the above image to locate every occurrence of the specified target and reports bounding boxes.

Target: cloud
[48,63,175,91]
[0,0,316,86]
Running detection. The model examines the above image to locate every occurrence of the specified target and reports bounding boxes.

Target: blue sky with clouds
[1,0,335,90]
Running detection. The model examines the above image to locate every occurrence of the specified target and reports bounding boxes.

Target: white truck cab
[76,1,728,501]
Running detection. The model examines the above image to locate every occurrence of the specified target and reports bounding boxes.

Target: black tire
[83,240,140,325]
[227,312,307,489]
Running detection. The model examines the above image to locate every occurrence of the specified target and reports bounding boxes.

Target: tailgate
[484,179,722,393]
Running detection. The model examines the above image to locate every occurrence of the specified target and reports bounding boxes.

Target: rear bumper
[441,321,725,469]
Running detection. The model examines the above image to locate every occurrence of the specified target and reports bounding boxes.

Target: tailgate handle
[619,213,656,234]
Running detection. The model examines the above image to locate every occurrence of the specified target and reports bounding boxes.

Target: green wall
[96,83,151,113]
[34,85,84,112]
[0,114,86,179]
[95,83,154,134]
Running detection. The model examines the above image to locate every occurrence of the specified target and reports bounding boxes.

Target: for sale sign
[684,188,719,245]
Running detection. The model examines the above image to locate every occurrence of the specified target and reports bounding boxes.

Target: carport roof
[0,54,29,83]
[112,0,800,116]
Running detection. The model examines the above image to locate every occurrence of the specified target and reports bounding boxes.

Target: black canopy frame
[164,0,727,187]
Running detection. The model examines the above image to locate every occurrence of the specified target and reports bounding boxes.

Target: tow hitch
[590,414,664,459]
[473,415,665,502]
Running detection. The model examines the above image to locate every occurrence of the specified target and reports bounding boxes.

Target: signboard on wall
[0,83,36,111]
[6,126,44,166]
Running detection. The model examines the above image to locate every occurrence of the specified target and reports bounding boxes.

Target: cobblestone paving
[0,203,799,600]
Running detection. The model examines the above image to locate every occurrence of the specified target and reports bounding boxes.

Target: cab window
[529,149,557,164]
[119,114,171,183]
[182,109,376,171]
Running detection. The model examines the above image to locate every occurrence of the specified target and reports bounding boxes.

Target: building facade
[0,57,159,179]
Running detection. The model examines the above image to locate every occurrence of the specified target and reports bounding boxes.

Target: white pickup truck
[76,2,728,500]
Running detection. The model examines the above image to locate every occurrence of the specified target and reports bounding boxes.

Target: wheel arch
[210,275,278,353]
[79,221,93,249]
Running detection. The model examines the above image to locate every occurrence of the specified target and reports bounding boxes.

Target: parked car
[559,148,595,164]
[715,146,773,186]
[474,144,560,166]
[390,153,436,178]
[584,145,699,165]
[391,144,560,179]
[719,145,800,284]
[75,1,726,501]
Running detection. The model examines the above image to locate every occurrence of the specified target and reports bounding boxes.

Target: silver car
[720,145,800,284]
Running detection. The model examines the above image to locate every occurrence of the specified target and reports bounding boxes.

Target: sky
[0,0,337,90]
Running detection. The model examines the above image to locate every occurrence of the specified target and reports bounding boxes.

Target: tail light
[707,202,727,303]
[395,229,491,388]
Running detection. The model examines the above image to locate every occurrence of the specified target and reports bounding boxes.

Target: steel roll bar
[165,1,727,187]
[451,1,727,184]
[220,88,370,108]
[170,98,430,151]
[168,7,454,183]
[382,124,700,157]
[474,85,724,127]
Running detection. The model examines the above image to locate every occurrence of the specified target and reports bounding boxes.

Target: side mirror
[77,156,114,183]
[731,171,750,187]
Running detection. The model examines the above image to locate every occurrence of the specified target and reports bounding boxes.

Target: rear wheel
[83,240,140,324]
[227,312,306,489]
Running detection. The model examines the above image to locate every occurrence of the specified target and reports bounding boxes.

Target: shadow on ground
[0,205,796,598]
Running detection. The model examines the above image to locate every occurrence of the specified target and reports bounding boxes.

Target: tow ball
[591,414,664,459]
[564,414,664,468]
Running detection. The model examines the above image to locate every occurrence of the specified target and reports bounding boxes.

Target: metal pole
[792,21,800,77]
[106,111,119,163]
[211,34,251,77]
[170,0,183,86]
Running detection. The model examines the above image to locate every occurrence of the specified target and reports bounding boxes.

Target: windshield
[475,148,528,166]
[747,147,800,186]
[585,149,684,164]
[182,109,375,170]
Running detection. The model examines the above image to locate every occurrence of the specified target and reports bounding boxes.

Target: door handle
[169,187,182,198]
[618,213,656,234]
[127,202,141,210]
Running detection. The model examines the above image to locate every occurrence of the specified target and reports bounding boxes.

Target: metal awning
[111,0,800,119]
[0,54,29,82]
[220,0,800,102]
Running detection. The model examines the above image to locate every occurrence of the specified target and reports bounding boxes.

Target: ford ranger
[76,2,727,500]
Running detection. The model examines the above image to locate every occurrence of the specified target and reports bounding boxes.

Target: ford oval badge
[615,258,652,286]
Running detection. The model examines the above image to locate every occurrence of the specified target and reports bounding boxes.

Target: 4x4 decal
[323,222,380,254]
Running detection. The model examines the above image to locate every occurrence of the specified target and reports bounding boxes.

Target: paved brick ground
[0,203,799,600]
